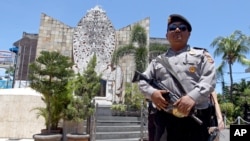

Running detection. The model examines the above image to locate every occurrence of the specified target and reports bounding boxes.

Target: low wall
[0,88,45,139]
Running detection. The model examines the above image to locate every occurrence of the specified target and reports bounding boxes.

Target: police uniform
[139,45,216,109]
[139,45,216,141]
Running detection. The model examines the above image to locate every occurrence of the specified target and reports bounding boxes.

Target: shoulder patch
[204,52,214,64]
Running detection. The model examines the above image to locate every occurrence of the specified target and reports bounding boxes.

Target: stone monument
[73,6,122,105]
[36,5,150,106]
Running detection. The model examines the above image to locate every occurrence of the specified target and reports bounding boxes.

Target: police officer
[147,99,157,141]
[139,14,216,141]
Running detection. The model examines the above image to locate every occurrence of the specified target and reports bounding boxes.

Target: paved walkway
[0,139,33,141]
[0,129,230,141]
[219,129,229,141]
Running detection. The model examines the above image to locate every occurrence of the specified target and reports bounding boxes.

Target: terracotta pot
[66,133,90,141]
[33,133,62,141]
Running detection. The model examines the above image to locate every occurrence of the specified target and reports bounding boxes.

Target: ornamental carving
[73,6,116,74]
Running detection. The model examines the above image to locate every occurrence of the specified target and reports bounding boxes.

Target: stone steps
[96,138,140,141]
[94,112,144,141]
[95,131,141,140]
[96,125,141,132]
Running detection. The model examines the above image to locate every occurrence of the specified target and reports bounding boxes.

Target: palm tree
[112,24,148,72]
[216,63,225,91]
[215,62,227,101]
[112,24,168,72]
[210,30,250,102]
[111,24,168,111]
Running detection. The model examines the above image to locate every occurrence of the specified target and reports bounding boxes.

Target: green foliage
[135,47,148,72]
[212,30,250,121]
[131,24,147,47]
[111,104,127,112]
[211,30,250,102]
[112,45,136,65]
[217,94,224,103]
[233,105,243,119]
[64,54,101,122]
[220,78,250,121]
[124,82,145,110]
[29,51,75,131]
[149,43,168,62]
[111,24,148,72]
[211,30,250,65]
[111,82,144,115]
[243,88,250,102]
[223,87,229,97]
[5,66,14,76]
[149,43,169,52]
[220,102,234,121]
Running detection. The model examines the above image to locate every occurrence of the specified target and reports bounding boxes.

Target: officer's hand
[217,118,225,130]
[151,90,168,110]
[174,95,195,116]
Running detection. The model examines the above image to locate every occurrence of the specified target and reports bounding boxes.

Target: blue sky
[0,0,250,93]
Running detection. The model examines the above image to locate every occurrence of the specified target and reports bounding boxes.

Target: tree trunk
[229,63,233,102]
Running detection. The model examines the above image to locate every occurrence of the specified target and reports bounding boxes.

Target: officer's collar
[167,45,190,55]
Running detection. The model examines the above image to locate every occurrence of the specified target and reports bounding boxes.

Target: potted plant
[110,83,145,117]
[124,82,145,116]
[64,54,101,141]
[29,51,75,141]
[111,103,127,116]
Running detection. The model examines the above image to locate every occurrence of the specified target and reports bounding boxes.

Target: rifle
[132,70,203,125]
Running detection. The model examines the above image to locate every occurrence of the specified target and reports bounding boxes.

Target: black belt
[194,107,210,116]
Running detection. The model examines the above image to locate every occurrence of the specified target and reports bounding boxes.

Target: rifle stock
[132,70,203,125]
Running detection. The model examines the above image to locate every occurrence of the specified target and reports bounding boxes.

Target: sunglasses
[168,24,187,32]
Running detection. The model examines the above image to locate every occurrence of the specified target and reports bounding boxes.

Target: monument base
[93,96,112,106]
[93,96,113,116]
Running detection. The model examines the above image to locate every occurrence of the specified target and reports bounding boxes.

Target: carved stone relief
[73,6,115,74]
[72,6,122,103]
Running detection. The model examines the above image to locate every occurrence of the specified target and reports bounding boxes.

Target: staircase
[94,105,146,141]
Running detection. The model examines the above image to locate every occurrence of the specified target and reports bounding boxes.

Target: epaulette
[192,47,208,52]
[192,47,214,63]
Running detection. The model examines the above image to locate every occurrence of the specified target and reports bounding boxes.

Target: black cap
[168,14,192,32]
